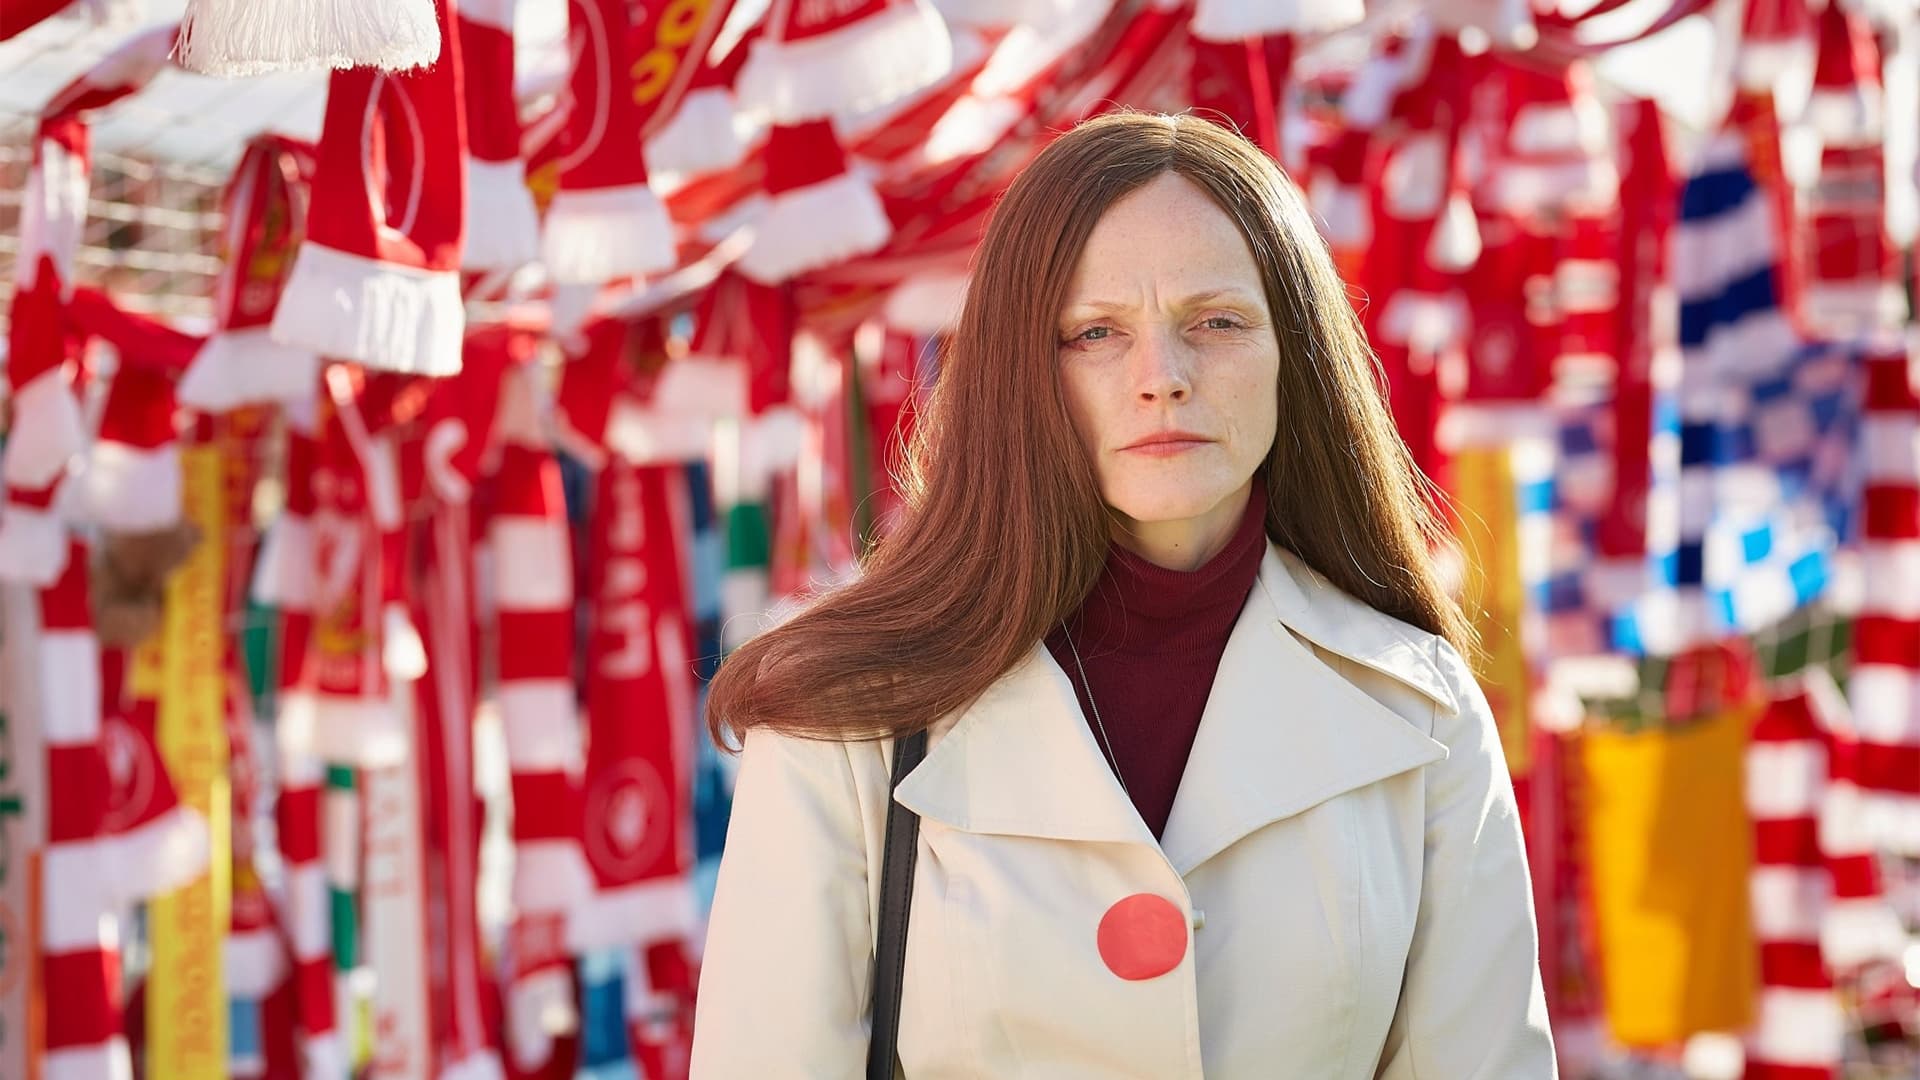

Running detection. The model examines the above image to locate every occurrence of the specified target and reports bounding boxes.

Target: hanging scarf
[1797,2,1898,338]
[644,7,750,177]
[146,438,233,1079]
[228,663,291,1080]
[181,136,321,411]
[460,0,540,272]
[572,460,697,951]
[38,541,133,1080]
[736,0,951,122]
[83,342,183,534]
[271,0,468,376]
[1191,0,1357,39]
[739,119,892,284]
[417,482,502,1080]
[176,0,439,75]
[1745,679,1842,1076]
[541,0,675,287]
[1186,30,1288,159]
[488,378,592,1071]
[1848,346,1920,856]
[1,26,175,586]
[257,404,347,1080]
[100,636,210,904]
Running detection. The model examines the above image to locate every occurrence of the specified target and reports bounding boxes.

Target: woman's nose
[1133,328,1192,402]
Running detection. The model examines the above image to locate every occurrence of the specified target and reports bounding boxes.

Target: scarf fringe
[738,170,892,284]
[568,877,697,952]
[737,0,953,122]
[176,0,441,76]
[541,183,677,284]
[882,269,967,335]
[3,366,86,489]
[106,804,212,902]
[179,328,321,412]
[84,442,182,533]
[0,493,68,586]
[646,87,748,176]
[463,157,541,272]
[1191,0,1360,40]
[272,244,465,376]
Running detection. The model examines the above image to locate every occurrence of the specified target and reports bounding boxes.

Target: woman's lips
[1119,436,1211,457]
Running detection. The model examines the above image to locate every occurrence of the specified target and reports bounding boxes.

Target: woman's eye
[1202,316,1241,331]
[1070,326,1111,343]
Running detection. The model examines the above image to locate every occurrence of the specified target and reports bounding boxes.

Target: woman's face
[1056,172,1280,551]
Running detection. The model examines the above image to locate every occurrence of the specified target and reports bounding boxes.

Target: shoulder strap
[867,728,929,1080]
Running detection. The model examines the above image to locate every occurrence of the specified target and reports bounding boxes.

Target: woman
[690,111,1557,1078]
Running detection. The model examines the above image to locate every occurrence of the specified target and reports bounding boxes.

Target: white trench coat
[690,542,1559,1078]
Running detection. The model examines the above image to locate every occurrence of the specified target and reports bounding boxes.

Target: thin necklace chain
[1060,622,1133,804]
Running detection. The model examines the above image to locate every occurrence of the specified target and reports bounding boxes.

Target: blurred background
[2,0,1918,1077]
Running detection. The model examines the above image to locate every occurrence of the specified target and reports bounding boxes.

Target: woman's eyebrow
[1060,287,1265,315]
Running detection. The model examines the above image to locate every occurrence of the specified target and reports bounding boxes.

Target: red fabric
[582,461,695,902]
[0,0,75,39]
[556,319,632,453]
[305,0,466,273]
[627,0,734,136]
[42,948,123,1045]
[95,360,180,451]
[212,137,314,336]
[554,0,655,194]
[459,3,523,166]
[763,119,850,195]
[1187,32,1289,159]
[69,287,205,375]
[764,0,889,40]
[690,273,794,414]
[1042,484,1268,839]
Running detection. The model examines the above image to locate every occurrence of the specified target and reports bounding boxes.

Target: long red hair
[707,111,1475,745]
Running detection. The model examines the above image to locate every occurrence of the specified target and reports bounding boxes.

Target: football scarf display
[272,0,468,377]
[1,26,175,587]
[181,135,320,411]
[540,0,675,286]
[86,352,182,534]
[175,0,440,76]
[459,0,539,272]
[740,120,892,284]
[644,9,752,177]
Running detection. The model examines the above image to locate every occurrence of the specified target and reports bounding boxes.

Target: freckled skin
[1057,173,1281,572]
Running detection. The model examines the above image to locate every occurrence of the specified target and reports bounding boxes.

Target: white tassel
[175,0,442,77]
[1428,191,1482,273]
[738,172,893,284]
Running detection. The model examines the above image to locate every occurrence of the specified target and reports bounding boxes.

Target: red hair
[707,111,1474,745]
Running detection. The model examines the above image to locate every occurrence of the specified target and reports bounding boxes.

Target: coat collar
[893,542,1457,873]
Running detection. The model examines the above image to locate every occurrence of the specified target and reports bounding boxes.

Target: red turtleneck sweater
[1042,483,1269,840]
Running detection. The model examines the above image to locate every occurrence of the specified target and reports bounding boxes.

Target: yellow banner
[148,444,231,1080]
[1451,445,1532,776]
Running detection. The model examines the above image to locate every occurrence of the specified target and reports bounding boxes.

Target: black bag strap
[866,728,930,1080]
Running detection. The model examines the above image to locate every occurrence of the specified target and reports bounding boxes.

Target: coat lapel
[894,542,1458,868]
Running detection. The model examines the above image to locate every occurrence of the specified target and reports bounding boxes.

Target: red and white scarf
[541,0,675,286]
[1795,2,1900,338]
[1848,346,1920,855]
[38,541,133,1080]
[1,25,175,586]
[1191,0,1357,39]
[460,0,539,272]
[488,372,592,1071]
[736,0,951,122]
[644,6,750,177]
[256,402,348,1080]
[417,481,503,1080]
[181,136,321,411]
[271,0,468,376]
[176,0,439,75]
[740,119,892,284]
[572,460,697,950]
[81,328,183,534]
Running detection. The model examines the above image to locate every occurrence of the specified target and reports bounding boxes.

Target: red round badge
[1096,893,1188,981]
